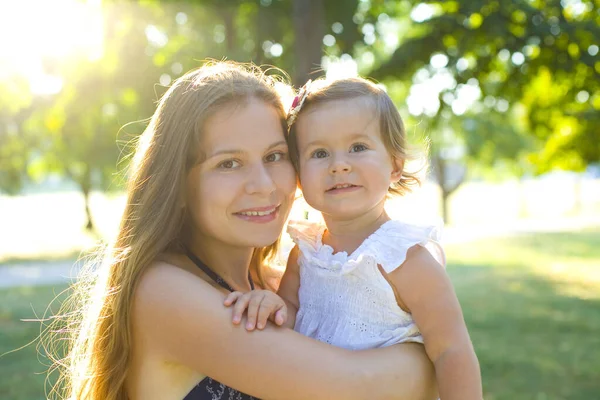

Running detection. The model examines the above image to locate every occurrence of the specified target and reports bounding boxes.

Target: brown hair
[45,61,289,400]
[287,77,422,196]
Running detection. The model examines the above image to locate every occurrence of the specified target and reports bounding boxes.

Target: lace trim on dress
[287,219,445,276]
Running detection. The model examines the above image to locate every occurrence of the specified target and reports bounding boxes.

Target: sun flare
[0,0,104,94]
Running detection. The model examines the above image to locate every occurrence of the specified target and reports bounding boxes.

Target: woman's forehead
[200,99,286,155]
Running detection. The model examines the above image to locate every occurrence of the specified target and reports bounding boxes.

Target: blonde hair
[45,61,289,400]
[287,77,422,196]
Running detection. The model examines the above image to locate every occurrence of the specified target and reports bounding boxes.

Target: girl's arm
[385,245,483,400]
[134,261,438,400]
[276,244,301,328]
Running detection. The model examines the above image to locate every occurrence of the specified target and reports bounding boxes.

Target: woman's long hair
[45,61,290,400]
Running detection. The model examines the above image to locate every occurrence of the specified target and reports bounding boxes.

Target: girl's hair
[287,77,422,196]
[45,61,289,400]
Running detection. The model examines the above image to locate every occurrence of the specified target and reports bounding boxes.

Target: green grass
[446,229,600,400]
[0,285,69,400]
[0,230,599,399]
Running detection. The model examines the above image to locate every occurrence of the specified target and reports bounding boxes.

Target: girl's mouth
[326,183,361,193]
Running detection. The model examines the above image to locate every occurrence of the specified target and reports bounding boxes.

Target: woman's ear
[390,157,404,182]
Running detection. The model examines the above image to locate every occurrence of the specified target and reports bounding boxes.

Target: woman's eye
[350,143,368,153]
[218,159,241,169]
[311,149,329,159]
[265,151,287,162]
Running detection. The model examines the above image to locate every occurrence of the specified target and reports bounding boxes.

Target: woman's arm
[133,262,437,400]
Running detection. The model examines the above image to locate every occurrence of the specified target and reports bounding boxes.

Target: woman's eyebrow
[207,140,287,159]
[208,149,244,158]
[266,140,288,151]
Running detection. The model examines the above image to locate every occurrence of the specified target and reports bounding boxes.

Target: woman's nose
[245,163,276,195]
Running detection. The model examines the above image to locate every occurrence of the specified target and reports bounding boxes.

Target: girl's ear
[390,157,404,182]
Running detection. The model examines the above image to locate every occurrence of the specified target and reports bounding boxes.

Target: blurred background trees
[0,0,598,227]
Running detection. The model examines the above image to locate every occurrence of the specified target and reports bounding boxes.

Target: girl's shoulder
[362,219,445,273]
[286,219,326,248]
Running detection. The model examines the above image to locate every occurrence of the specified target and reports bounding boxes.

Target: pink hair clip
[286,79,312,128]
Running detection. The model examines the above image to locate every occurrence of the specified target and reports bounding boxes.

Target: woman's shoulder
[134,256,221,320]
[141,254,201,288]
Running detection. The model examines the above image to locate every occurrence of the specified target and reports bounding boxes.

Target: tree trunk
[431,152,466,226]
[220,7,236,54]
[71,166,95,232]
[83,186,94,232]
[292,0,325,86]
[254,4,267,65]
[441,188,450,225]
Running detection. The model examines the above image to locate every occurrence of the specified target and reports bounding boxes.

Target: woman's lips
[234,205,279,223]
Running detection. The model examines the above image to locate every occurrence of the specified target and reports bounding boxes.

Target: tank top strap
[183,246,254,292]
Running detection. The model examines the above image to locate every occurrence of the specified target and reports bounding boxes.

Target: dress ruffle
[287,219,445,276]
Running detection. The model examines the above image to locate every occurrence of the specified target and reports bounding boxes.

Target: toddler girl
[225,77,482,400]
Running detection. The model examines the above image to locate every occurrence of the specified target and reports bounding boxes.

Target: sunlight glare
[0,0,104,94]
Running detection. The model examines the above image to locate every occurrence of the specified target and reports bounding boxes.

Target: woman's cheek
[273,163,297,194]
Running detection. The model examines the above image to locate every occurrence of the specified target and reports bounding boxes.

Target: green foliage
[0,77,35,193]
[1,0,597,202]
[371,0,600,173]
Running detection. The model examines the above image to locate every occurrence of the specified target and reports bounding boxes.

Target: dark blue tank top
[182,247,259,400]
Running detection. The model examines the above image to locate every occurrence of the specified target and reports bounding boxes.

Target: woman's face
[185,98,296,249]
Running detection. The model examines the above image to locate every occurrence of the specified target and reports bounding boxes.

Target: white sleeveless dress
[287,219,445,350]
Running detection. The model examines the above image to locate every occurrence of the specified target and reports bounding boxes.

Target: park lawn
[445,229,600,400]
[0,285,69,400]
[0,230,599,400]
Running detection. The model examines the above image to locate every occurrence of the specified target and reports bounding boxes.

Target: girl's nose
[329,155,351,174]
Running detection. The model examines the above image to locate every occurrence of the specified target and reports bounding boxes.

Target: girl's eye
[218,159,241,169]
[350,143,368,153]
[311,149,329,159]
[265,151,287,163]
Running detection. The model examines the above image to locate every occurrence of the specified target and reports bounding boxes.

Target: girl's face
[185,99,296,249]
[295,97,403,221]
